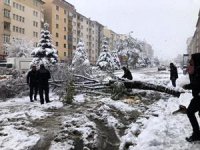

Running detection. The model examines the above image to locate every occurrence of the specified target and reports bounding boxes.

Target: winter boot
[186,132,200,142]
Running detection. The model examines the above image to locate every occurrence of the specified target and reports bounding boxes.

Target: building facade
[0,0,44,60]
[188,10,200,56]
[103,27,120,51]
[72,13,104,64]
[43,0,75,62]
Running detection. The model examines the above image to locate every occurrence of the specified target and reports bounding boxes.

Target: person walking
[37,64,51,104]
[169,63,178,87]
[184,53,200,142]
[27,65,38,102]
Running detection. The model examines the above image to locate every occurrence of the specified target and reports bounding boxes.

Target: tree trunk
[108,79,182,97]
[123,80,181,97]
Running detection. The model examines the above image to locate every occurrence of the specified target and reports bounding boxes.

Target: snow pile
[0,126,40,150]
[73,94,85,104]
[51,113,98,149]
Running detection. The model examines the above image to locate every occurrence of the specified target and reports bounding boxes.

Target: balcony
[3,2,11,9]
[3,22,11,34]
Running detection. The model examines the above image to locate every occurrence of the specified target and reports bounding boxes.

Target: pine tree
[96,39,115,71]
[71,41,90,76]
[111,51,121,70]
[72,41,90,68]
[31,23,58,66]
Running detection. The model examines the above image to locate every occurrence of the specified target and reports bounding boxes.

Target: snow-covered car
[158,65,166,71]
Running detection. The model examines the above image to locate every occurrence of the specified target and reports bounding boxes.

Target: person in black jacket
[37,64,51,104]
[122,66,133,80]
[27,65,38,102]
[121,66,133,92]
[169,63,178,87]
[185,53,200,142]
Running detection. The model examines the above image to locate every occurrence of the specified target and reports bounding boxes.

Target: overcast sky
[66,0,200,60]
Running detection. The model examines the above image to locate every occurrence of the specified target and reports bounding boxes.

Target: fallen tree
[0,72,183,101]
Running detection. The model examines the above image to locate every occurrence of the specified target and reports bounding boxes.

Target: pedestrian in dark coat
[122,66,133,91]
[185,53,200,142]
[170,63,178,87]
[122,66,133,80]
[27,65,38,102]
[37,64,51,104]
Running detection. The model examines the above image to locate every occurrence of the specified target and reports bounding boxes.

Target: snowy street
[0,68,200,150]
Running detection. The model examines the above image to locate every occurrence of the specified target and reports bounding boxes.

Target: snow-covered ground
[0,67,199,150]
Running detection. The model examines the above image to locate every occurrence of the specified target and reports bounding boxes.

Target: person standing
[37,64,51,104]
[184,53,200,142]
[27,65,38,102]
[169,63,178,87]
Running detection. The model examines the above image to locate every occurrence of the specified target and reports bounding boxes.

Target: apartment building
[43,0,75,62]
[72,13,104,64]
[0,0,44,60]
[103,27,120,51]
[93,21,104,59]
[119,34,128,41]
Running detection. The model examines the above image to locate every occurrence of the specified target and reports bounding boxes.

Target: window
[56,42,59,46]
[64,44,66,48]
[13,2,24,11]
[33,21,38,27]
[33,11,38,17]
[4,0,10,5]
[13,26,16,32]
[34,42,38,47]
[4,22,10,31]
[3,34,10,43]
[56,15,59,20]
[4,9,10,18]
[64,52,66,56]
[56,24,59,28]
[64,35,67,40]
[64,18,66,23]
[56,5,59,11]
[16,27,19,32]
[13,14,16,20]
[33,31,38,37]
[64,27,66,31]
[33,0,38,6]
[56,33,59,37]
[64,10,67,14]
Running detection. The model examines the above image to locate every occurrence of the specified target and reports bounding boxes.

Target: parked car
[158,65,166,71]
